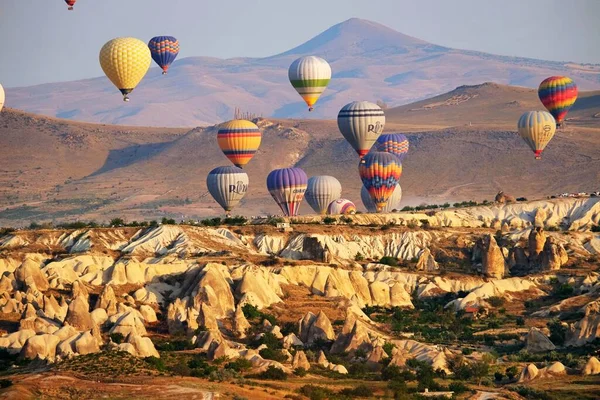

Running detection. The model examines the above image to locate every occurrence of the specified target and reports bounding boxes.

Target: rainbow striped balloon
[375,133,410,161]
[217,120,262,168]
[359,152,403,213]
[327,199,356,215]
[148,36,180,75]
[267,168,308,216]
[538,76,578,125]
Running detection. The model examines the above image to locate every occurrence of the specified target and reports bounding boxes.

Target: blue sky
[1,0,599,87]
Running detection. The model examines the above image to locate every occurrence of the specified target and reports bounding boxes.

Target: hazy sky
[1,0,599,87]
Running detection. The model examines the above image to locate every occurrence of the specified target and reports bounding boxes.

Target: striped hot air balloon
[359,152,403,213]
[538,76,578,126]
[99,38,151,101]
[206,166,249,215]
[266,168,308,217]
[361,184,402,213]
[0,84,4,113]
[217,120,262,168]
[65,0,76,10]
[327,199,356,215]
[338,101,386,158]
[148,36,180,75]
[305,175,342,215]
[375,133,409,162]
[517,111,557,160]
[288,56,331,112]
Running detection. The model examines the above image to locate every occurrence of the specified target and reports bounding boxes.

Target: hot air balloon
[207,166,249,216]
[148,36,180,75]
[359,152,403,212]
[327,199,356,215]
[217,120,262,168]
[266,168,308,217]
[0,84,4,113]
[288,56,331,112]
[361,184,402,213]
[375,133,409,162]
[99,37,151,102]
[517,111,557,160]
[538,76,578,127]
[338,101,386,158]
[305,176,342,215]
[65,0,76,10]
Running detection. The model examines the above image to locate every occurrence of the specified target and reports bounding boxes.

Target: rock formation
[64,296,95,332]
[292,350,310,371]
[481,234,506,279]
[518,363,539,382]
[540,237,568,271]
[14,258,49,292]
[583,357,600,375]
[528,227,546,264]
[525,327,556,353]
[416,248,438,272]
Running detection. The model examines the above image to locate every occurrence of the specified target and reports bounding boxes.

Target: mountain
[5,18,600,127]
[1,82,599,225]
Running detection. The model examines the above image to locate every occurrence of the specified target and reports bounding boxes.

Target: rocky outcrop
[283,333,303,349]
[416,248,438,272]
[481,234,506,279]
[566,300,600,347]
[495,191,516,204]
[292,350,310,371]
[540,237,568,271]
[583,357,600,375]
[64,296,95,332]
[525,327,556,353]
[298,311,335,344]
[109,311,147,337]
[232,305,250,338]
[95,285,118,316]
[118,333,159,358]
[14,258,49,292]
[518,363,539,382]
[20,333,60,362]
[528,227,546,264]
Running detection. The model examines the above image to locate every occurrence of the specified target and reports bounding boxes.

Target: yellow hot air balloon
[517,111,556,160]
[217,119,262,168]
[99,37,151,102]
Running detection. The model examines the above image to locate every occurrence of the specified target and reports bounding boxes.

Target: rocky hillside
[0,199,599,398]
[7,18,600,127]
[1,105,599,226]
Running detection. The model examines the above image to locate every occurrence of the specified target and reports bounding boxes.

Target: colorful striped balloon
[359,152,403,213]
[288,56,331,112]
[517,111,556,160]
[327,199,356,215]
[148,36,180,75]
[375,133,410,162]
[338,101,386,158]
[361,184,402,213]
[538,76,578,126]
[0,84,4,113]
[65,0,76,10]
[266,168,308,217]
[217,119,262,168]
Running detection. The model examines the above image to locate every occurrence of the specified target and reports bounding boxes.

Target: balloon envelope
[327,199,356,215]
[206,166,249,213]
[338,101,385,157]
[288,56,331,111]
[266,168,308,216]
[305,176,342,215]
[217,120,262,168]
[359,152,402,212]
[65,0,76,9]
[375,133,409,162]
[361,184,402,213]
[0,84,4,113]
[517,111,556,160]
[99,37,151,101]
[538,76,578,125]
[148,36,179,74]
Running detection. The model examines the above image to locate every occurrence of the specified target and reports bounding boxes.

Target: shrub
[109,218,125,227]
[254,366,287,380]
[259,348,288,362]
[516,317,525,326]
[506,365,519,381]
[487,296,505,307]
[225,358,252,372]
[144,356,166,372]
[591,225,600,233]
[323,217,337,225]
[448,381,468,394]
[298,385,332,400]
[242,304,261,319]
[355,252,365,262]
[382,342,395,357]
[494,371,504,381]
[379,256,398,267]
[294,367,308,377]
[553,283,574,299]
[110,332,125,344]
[548,319,567,346]
[338,385,371,397]
[200,217,221,226]
[223,216,247,226]
[340,216,353,224]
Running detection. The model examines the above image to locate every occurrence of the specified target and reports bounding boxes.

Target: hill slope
[6,18,600,127]
[1,82,599,226]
